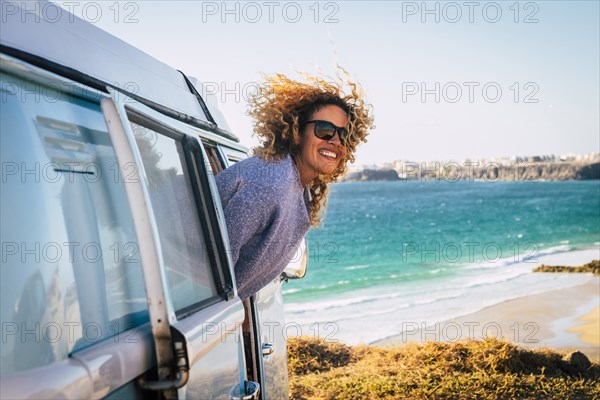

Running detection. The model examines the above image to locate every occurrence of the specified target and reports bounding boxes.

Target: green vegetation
[533,260,600,276]
[288,337,600,400]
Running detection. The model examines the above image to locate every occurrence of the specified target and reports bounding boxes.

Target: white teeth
[319,150,337,159]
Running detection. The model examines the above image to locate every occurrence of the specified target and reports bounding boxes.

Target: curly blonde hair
[248,69,374,227]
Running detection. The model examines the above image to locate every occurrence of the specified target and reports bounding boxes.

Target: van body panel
[253,280,290,400]
[0,359,92,400]
[69,325,155,398]
[172,299,246,399]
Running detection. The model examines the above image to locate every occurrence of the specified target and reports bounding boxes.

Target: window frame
[0,53,159,398]
[217,145,249,167]
[124,105,235,318]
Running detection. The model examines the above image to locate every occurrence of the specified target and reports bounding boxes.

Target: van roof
[0,0,239,142]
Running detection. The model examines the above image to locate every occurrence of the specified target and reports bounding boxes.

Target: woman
[216,71,374,300]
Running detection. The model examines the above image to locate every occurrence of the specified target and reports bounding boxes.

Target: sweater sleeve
[215,169,277,268]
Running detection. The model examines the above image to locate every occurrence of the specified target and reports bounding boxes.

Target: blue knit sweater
[215,154,311,300]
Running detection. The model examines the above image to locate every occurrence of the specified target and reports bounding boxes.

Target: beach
[287,245,600,346]
[374,249,600,361]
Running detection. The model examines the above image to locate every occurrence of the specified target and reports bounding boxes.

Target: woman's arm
[215,167,277,267]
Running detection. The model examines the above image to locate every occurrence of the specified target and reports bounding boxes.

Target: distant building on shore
[344,152,600,182]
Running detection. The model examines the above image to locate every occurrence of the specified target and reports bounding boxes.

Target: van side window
[0,74,148,372]
[203,144,223,175]
[129,119,219,313]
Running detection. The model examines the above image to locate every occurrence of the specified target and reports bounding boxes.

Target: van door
[107,94,257,399]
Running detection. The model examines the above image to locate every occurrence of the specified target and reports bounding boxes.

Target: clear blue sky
[55,1,599,166]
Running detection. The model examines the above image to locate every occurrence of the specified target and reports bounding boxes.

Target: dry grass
[288,337,600,399]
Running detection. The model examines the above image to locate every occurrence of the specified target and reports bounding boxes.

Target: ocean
[282,180,600,344]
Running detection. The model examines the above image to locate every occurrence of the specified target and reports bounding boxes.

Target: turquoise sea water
[283,181,600,344]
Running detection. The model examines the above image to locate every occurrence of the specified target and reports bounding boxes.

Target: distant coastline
[342,160,600,182]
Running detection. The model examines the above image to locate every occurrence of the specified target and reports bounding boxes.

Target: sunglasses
[305,120,348,144]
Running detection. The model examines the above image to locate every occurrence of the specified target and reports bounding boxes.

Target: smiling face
[294,104,348,187]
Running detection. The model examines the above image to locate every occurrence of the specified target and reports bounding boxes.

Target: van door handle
[229,381,260,400]
[261,342,275,357]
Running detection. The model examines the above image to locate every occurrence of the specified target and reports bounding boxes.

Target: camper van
[0,1,307,398]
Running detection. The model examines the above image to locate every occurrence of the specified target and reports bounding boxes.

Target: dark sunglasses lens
[314,121,336,140]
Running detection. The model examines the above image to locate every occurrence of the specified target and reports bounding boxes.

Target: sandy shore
[567,305,600,348]
[375,276,600,361]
